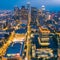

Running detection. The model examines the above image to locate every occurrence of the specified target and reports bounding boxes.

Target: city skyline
[0,0,60,11]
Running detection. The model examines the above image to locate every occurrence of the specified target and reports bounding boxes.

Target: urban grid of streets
[0,3,60,60]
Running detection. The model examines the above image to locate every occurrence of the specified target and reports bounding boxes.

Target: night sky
[0,0,60,11]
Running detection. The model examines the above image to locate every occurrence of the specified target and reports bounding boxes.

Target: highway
[30,16,58,60]
[0,17,59,60]
[0,21,27,60]
[0,8,59,60]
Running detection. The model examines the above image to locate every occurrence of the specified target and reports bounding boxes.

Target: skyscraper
[20,6,28,20]
[27,2,31,11]
[31,7,38,24]
[14,6,20,20]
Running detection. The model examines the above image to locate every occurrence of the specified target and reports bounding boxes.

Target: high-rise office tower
[20,6,28,20]
[14,6,20,20]
[31,7,38,24]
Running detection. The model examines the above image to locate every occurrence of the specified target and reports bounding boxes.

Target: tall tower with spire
[27,2,31,12]
[41,5,45,11]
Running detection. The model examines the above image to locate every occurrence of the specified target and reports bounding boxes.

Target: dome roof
[42,5,45,8]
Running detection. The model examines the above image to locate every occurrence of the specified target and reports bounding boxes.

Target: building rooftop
[15,28,27,34]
